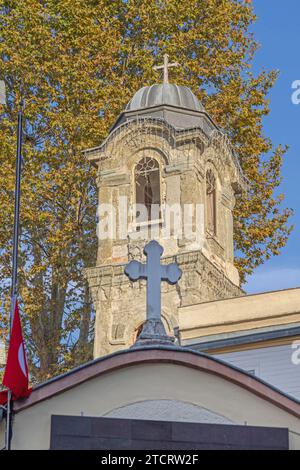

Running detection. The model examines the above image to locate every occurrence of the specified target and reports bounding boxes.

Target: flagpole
[5,96,24,451]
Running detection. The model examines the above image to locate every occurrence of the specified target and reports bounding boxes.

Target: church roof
[126,84,204,113]
[13,345,300,416]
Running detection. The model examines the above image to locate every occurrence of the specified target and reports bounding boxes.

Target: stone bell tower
[84,60,247,358]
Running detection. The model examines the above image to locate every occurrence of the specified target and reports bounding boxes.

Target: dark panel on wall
[50,415,289,450]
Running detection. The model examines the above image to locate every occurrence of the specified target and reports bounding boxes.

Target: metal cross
[125,240,182,337]
[153,54,180,84]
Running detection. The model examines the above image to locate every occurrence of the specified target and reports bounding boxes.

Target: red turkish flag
[0,301,31,405]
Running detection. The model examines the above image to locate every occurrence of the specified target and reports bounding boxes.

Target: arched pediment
[96,118,209,164]
[104,399,235,425]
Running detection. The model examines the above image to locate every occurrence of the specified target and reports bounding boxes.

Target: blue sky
[245,0,300,293]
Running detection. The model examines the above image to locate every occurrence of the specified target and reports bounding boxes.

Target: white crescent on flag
[18,342,27,378]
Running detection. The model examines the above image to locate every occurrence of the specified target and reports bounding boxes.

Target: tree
[0,0,292,381]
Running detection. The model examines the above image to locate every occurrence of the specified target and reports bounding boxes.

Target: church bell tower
[84,57,247,358]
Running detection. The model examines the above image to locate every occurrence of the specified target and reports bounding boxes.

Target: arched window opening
[206,170,217,236]
[135,157,161,223]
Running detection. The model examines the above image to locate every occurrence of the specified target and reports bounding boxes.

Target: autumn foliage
[0,0,292,380]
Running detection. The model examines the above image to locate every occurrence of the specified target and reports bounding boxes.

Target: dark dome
[126,84,204,112]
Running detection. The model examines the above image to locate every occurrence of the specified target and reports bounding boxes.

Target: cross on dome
[153,54,181,84]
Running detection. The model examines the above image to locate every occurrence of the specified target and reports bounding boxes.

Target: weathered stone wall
[87,118,244,358]
[86,249,242,358]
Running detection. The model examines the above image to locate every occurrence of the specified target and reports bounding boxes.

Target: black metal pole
[5,98,23,451]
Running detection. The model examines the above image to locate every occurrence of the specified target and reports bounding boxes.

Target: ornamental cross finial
[125,240,182,346]
[153,54,180,84]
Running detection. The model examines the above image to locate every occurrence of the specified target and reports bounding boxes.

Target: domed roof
[126,83,204,112]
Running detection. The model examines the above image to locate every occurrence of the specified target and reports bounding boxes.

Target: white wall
[2,362,300,449]
[215,343,300,400]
